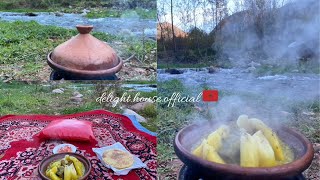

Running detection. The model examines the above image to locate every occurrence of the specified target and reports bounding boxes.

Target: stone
[55,12,64,17]
[52,88,64,94]
[165,69,183,74]
[73,91,83,98]
[123,109,147,123]
[208,66,218,74]
[25,12,38,16]
[130,102,153,112]
[243,66,256,73]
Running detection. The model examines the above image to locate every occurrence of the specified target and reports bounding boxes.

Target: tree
[170,0,177,52]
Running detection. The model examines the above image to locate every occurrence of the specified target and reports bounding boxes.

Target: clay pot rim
[38,152,91,180]
[47,51,123,76]
[174,123,314,177]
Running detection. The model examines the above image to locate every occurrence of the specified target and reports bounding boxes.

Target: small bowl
[174,122,314,179]
[53,144,77,154]
[38,153,91,180]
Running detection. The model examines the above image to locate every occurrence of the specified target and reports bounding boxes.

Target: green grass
[255,63,320,75]
[0,81,157,132]
[157,80,195,177]
[0,81,99,115]
[140,104,157,132]
[0,20,156,81]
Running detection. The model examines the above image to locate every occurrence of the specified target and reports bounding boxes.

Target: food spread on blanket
[58,146,73,153]
[45,155,85,180]
[102,149,134,169]
[192,115,294,167]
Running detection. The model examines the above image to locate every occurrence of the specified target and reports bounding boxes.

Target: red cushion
[37,119,96,141]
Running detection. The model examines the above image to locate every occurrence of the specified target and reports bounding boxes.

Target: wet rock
[130,102,153,112]
[165,69,183,74]
[243,65,256,73]
[25,12,37,17]
[123,109,147,122]
[55,12,64,17]
[81,9,90,16]
[52,88,64,94]
[208,66,218,74]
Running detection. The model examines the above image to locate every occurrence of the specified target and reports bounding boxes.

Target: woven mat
[0,110,157,180]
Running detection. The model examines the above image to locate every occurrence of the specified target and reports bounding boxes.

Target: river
[0,12,156,39]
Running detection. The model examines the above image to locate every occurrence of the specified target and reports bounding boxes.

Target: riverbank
[0,20,156,82]
[0,81,157,131]
[0,0,156,19]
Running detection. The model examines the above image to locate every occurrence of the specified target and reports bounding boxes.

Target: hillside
[157,22,188,40]
[211,0,320,66]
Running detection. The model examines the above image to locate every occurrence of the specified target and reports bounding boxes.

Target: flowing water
[0,12,156,38]
[158,68,320,104]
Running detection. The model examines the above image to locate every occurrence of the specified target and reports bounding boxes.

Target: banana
[253,130,277,167]
[192,139,207,157]
[240,132,259,167]
[207,125,230,150]
[250,118,285,161]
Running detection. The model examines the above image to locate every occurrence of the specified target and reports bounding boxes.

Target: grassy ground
[0,20,156,82]
[0,81,157,132]
[0,0,156,19]
[157,79,320,179]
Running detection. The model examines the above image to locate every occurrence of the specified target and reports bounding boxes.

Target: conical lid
[50,25,121,72]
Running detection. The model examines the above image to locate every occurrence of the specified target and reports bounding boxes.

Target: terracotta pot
[174,122,314,180]
[47,25,123,78]
[38,152,91,180]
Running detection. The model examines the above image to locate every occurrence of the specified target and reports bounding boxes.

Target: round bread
[102,149,134,169]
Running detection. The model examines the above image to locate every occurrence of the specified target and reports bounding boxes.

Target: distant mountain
[211,0,320,65]
[157,22,188,40]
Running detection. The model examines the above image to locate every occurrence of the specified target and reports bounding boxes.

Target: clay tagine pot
[47,25,123,79]
[174,122,314,180]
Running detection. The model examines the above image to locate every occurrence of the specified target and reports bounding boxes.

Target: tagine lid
[50,25,120,71]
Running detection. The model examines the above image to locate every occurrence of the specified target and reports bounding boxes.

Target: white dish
[92,142,147,175]
[53,144,77,154]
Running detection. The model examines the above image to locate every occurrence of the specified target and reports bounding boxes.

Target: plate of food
[53,144,77,154]
[92,142,147,175]
[38,153,91,180]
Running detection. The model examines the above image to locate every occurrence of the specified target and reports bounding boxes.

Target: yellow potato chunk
[207,125,230,150]
[240,132,259,167]
[250,118,285,161]
[253,130,277,167]
[207,146,225,164]
[192,139,207,157]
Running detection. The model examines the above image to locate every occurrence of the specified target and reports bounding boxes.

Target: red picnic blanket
[0,110,157,180]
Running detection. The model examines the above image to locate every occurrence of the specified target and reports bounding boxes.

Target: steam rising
[215,0,320,67]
